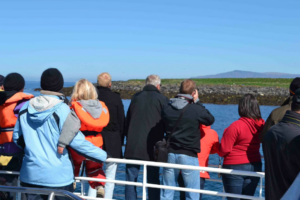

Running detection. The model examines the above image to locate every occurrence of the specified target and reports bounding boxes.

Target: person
[0,73,34,200]
[13,68,108,200]
[0,75,4,91]
[57,79,110,198]
[161,79,215,200]
[178,124,219,200]
[259,77,300,142]
[124,74,169,200]
[263,88,300,200]
[96,72,125,199]
[218,94,264,200]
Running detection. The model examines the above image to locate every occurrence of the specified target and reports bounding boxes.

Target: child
[57,79,110,198]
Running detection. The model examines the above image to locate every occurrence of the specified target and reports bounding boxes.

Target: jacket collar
[96,86,111,92]
[143,84,160,93]
[281,110,300,127]
[41,90,64,97]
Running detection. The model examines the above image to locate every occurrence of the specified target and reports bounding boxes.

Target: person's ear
[156,84,161,91]
[108,82,112,88]
[19,88,24,92]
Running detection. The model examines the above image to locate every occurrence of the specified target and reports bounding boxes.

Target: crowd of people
[1,69,300,200]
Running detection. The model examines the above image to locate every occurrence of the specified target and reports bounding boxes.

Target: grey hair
[145,74,161,86]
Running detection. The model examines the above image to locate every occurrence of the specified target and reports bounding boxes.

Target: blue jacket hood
[28,95,63,125]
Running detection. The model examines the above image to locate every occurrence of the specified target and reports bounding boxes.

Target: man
[0,73,33,200]
[263,88,300,200]
[179,125,219,200]
[96,72,125,199]
[0,75,4,91]
[259,77,300,142]
[160,79,215,200]
[124,74,169,200]
[13,68,108,200]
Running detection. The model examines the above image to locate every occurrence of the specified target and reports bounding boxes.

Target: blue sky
[0,0,299,81]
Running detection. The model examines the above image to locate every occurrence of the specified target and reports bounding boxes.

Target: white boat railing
[0,158,265,200]
[0,185,83,200]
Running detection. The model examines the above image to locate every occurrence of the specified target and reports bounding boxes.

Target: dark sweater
[124,85,169,161]
[263,110,300,200]
[162,95,215,157]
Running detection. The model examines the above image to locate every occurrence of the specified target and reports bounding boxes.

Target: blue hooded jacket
[13,95,107,187]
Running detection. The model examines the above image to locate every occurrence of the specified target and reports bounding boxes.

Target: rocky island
[35,78,292,106]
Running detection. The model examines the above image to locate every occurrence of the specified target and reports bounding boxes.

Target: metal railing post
[17,176,21,200]
[222,187,226,200]
[48,192,55,200]
[81,180,85,196]
[259,176,263,198]
[142,164,147,200]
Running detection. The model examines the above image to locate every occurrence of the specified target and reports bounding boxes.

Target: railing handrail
[0,158,265,200]
[105,158,265,177]
[0,185,83,200]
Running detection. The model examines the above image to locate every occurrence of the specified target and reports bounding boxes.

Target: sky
[0,0,299,81]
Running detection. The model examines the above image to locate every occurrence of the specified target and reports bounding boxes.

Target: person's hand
[57,146,65,154]
[193,89,199,102]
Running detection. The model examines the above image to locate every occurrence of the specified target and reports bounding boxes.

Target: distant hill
[195,70,300,79]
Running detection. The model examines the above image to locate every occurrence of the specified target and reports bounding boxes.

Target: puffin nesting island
[35,78,293,106]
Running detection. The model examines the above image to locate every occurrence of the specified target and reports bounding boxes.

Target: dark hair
[179,79,196,94]
[238,94,262,120]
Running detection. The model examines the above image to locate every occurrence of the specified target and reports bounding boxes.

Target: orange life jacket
[0,93,34,145]
[71,101,110,147]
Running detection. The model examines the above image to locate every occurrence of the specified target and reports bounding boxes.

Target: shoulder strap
[53,112,60,130]
[167,104,189,144]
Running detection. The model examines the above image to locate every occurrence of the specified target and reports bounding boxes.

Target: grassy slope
[128,78,292,88]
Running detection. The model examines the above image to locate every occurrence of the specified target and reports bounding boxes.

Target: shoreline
[35,81,289,106]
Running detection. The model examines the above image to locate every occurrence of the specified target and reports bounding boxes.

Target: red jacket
[198,125,219,179]
[218,117,264,165]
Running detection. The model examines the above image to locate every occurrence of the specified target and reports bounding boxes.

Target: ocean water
[24,81,276,200]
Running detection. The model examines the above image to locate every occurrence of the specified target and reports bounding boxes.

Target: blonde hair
[97,72,112,87]
[71,79,98,101]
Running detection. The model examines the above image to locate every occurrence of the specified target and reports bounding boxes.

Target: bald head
[97,72,112,88]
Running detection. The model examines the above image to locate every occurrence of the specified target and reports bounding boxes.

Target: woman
[218,94,264,200]
[57,79,110,198]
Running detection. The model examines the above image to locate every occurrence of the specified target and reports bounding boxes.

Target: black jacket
[162,95,215,157]
[263,110,300,200]
[124,85,169,161]
[97,86,125,158]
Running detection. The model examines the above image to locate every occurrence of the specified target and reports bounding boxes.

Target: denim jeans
[222,162,262,200]
[161,153,200,200]
[21,182,74,200]
[178,173,205,200]
[105,162,118,199]
[125,164,160,200]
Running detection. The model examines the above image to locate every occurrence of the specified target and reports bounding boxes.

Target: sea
[24,81,275,200]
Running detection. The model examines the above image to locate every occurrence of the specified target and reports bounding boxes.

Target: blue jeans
[125,164,160,200]
[222,162,262,200]
[105,162,118,199]
[161,153,200,200]
[178,174,206,200]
